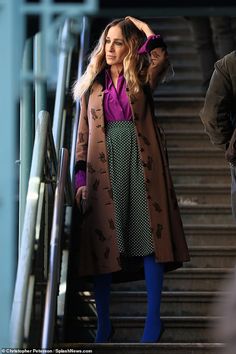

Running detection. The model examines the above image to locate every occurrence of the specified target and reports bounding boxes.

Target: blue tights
[93,255,164,343]
[141,254,164,342]
[93,273,112,343]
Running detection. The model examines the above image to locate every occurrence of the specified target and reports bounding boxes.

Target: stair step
[59,342,225,354]
[180,204,233,224]
[171,58,201,72]
[171,59,201,69]
[168,148,227,166]
[165,130,212,148]
[180,204,234,224]
[164,38,197,48]
[75,315,222,342]
[164,268,233,291]
[160,34,193,42]
[158,115,203,130]
[157,86,203,97]
[74,268,234,293]
[111,268,233,292]
[167,47,196,56]
[184,224,236,246]
[186,246,236,268]
[173,64,201,72]
[171,165,230,185]
[158,82,202,89]
[112,291,225,317]
[161,76,201,84]
[173,73,202,80]
[155,97,204,115]
[79,290,227,317]
[154,96,204,103]
[176,184,230,204]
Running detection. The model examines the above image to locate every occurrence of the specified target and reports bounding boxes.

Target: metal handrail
[70,16,90,183]
[19,38,33,240]
[19,18,74,243]
[53,19,75,157]
[12,15,91,349]
[40,18,90,347]
[34,32,47,126]
[10,111,57,348]
[41,148,72,349]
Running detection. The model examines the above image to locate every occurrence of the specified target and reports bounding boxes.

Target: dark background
[25,0,236,5]
[99,0,236,6]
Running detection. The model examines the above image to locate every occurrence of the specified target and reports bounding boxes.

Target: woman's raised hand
[125,16,154,37]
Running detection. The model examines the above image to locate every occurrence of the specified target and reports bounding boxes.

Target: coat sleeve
[138,34,172,91]
[200,55,234,150]
[75,94,89,174]
[147,47,170,91]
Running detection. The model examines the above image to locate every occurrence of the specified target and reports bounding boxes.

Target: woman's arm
[75,94,89,164]
[75,94,89,185]
[148,47,169,90]
[125,16,154,37]
[126,16,170,90]
[74,94,89,205]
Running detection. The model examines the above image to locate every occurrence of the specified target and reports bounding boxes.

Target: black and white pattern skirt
[106,120,154,257]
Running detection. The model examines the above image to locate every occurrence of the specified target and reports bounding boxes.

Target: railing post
[19,38,34,241]
[10,111,50,348]
[41,148,70,349]
[53,19,74,156]
[70,16,90,183]
[34,33,47,126]
[0,0,22,348]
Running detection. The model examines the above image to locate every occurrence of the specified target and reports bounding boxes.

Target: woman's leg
[141,254,164,342]
[93,273,112,343]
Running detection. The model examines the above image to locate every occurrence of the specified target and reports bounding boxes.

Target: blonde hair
[73,18,150,100]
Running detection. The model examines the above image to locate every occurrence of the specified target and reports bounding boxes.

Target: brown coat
[75,50,190,279]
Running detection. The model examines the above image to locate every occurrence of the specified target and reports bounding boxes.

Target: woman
[73,16,190,343]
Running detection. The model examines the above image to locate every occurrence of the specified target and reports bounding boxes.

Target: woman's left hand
[125,16,154,37]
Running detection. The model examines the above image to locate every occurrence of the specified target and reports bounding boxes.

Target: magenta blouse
[103,69,132,121]
[75,34,163,190]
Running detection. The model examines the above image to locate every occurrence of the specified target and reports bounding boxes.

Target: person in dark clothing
[200,50,236,219]
[188,17,235,91]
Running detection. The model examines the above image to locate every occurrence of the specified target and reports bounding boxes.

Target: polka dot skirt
[106,121,154,256]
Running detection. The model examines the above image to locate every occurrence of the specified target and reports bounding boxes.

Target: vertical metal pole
[52,19,71,156]
[19,38,34,241]
[34,33,47,126]
[0,0,23,348]
[41,149,69,349]
[70,16,90,181]
[44,186,49,280]
[10,111,50,348]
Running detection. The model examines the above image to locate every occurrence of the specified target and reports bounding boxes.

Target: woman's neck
[110,64,123,78]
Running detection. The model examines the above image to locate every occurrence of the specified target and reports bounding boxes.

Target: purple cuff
[138,34,166,54]
[75,170,86,190]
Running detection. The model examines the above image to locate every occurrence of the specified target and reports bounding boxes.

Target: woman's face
[105,25,128,66]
